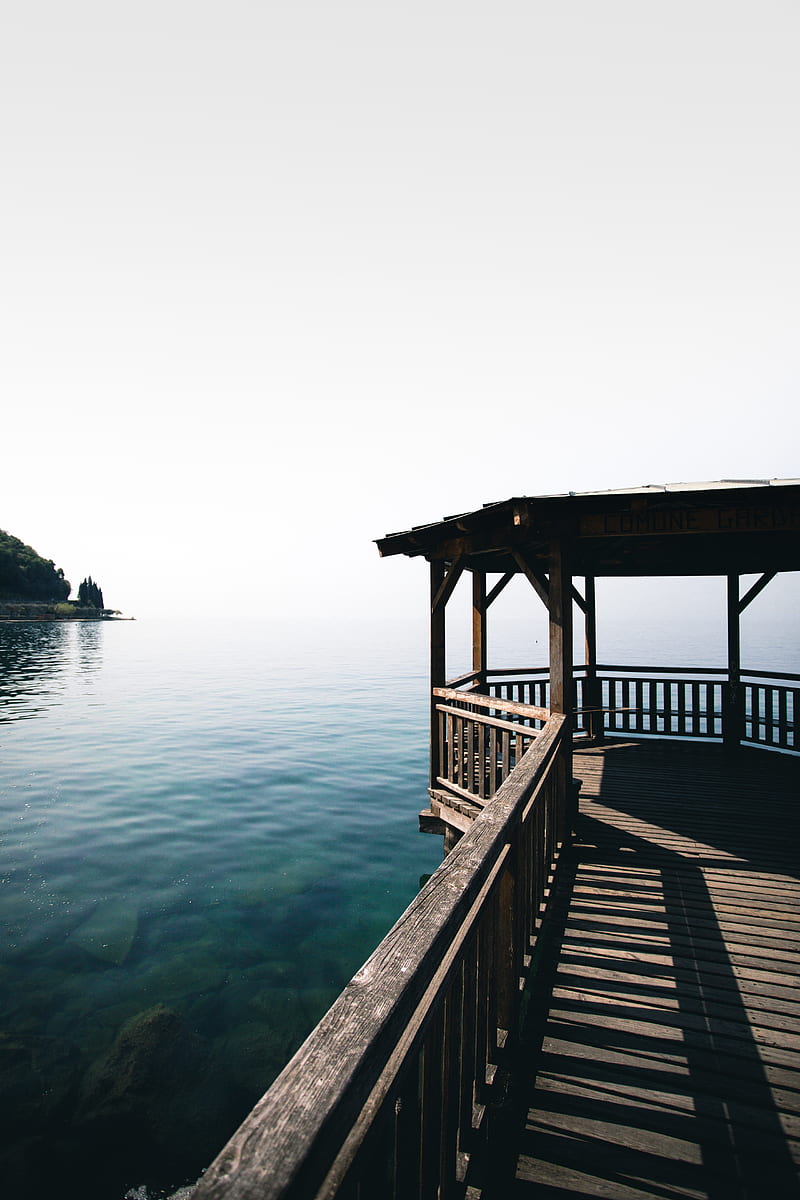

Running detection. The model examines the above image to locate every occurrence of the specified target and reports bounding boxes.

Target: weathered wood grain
[433,686,550,723]
[192,717,567,1200]
[494,740,800,1200]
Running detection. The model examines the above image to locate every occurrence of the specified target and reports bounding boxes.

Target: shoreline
[0,604,133,623]
[0,615,134,622]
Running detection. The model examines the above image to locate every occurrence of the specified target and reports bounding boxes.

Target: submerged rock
[79,1004,198,1113]
[76,1004,233,1190]
[69,900,139,965]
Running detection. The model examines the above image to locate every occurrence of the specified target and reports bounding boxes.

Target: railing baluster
[474,920,491,1111]
[438,709,446,786]
[632,678,643,734]
[777,688,788,749]
[744,682,754,741]
[519,806,534,964]
[501,729,510,783]
[677,680,686,735]
[420,1010,444,1200]
[459,949,478,1157]
[495,849,518,1041]
[767,686,777,745]
[534,792,546,932]
[714,681,723,737]
[612,678,622,731]
[439,980,462,1197]
[489,724,498,796]
[393,1068,421,1199]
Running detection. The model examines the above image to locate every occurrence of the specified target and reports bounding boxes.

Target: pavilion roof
[376,479,800,577]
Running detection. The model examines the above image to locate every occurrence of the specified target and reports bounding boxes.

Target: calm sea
[1,599,797,1198]
[0,617,444,1199]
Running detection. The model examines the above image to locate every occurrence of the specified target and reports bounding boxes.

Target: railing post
[584,574,603,742]
[549,540,574,838]
[725,574,743,750]
[472,571,487,692]
[431,561,446,789]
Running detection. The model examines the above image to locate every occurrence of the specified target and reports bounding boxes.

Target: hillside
[0,529,71,602]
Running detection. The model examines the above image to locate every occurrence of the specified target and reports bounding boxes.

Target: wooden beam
[512,550,549,608]
[431,555,465,614]
[738,571,777,614]
[571,583,587,614]
[486,571,515,608]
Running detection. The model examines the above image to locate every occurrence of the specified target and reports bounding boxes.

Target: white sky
[2,1,798,623]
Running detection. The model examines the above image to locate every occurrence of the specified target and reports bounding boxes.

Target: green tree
[78,576,106,609]
[0,530,71,601]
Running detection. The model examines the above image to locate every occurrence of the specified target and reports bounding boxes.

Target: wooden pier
[194,481,799,1200]
[485,740,800,1199]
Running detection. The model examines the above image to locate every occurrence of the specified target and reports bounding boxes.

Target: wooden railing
[742,671,798,751]
[579,665,728,740]
[193,714,569,1200]
[468,665,797,752]
[432,686,549,804]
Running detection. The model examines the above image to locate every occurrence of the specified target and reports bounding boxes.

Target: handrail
[433,686,549,723]
[435,702,540,737]
[467,663,800,682]
[740,668,800,682]
[590,663,729,676]
[444,668,483,688]
[478,665,797,753]
[589,663,799,680]
[193,715,568,1200]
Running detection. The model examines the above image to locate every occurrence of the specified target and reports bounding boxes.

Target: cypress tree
[77,577,105,608]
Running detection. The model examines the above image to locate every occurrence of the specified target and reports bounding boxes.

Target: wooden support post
[431,560,446,789]
[725,571,776,750]
[548,542,572,716]
[584,575,602,743]
[549,540,574,837]
[472,571,487,691]
[725,574,743,750]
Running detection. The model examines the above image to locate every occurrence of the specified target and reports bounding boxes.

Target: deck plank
[487,741,800,1200]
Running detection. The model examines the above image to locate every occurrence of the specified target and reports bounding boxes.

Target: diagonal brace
[431,555,465,614]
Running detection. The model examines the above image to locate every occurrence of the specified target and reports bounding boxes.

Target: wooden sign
[580,504,800,537]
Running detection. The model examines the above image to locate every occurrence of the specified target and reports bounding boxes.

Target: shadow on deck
[483,740,800,1200]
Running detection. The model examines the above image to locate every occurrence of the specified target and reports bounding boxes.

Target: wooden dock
[486,740,800,1199]
[188,483,800,1199]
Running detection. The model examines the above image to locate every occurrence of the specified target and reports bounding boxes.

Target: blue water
[0,617,443,1198]
[1,589,797,1198]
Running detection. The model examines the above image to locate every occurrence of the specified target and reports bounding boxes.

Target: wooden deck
[484,740,800,1200]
